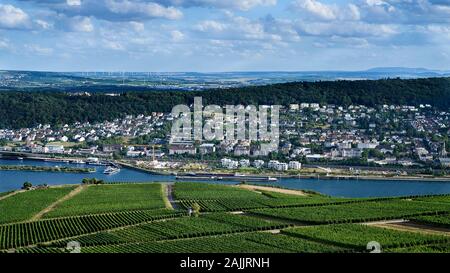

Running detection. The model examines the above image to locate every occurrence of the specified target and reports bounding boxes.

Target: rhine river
[1,159,450,198]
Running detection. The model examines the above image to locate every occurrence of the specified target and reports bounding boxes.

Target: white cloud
[292,0,337,20]
[170,30,184,41]
[129,21,145,32]
[35,19,53,30]
[0,38,10,49]
[67,16,94,32]
[78,17,94,32]
[102,39,125,50]
[25,44,54,55]
[67,0,82,6]
[295,20,397,38]
[195,20,227,32]
[0,4,31,29]
[56,15,94,32]
[348,4,361,21]
[19,0,184,22]
[105,0,183,20]
[155,0,277,11]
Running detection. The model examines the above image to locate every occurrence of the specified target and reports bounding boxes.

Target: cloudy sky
[0,0,449,71]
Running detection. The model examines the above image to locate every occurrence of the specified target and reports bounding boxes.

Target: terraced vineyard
[0,186,76,224]
[44,184,166,218]
[1,182,449,254]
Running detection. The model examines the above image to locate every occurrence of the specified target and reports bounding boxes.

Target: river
[1,159,450,198]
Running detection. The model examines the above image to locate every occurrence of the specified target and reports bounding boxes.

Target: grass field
[0,186,76,224]
[0,182,449,254]
[44,184,166,218]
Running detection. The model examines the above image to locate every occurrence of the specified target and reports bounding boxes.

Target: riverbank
[4,155,450,182]
[0,165,96,173]
[116,161,171,175]
[1,158,450,198]
[159,170,450,183]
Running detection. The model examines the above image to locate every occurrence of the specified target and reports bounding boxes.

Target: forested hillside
[1,77,449,129]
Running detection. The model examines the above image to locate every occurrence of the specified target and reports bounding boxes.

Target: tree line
[0,77,449,129]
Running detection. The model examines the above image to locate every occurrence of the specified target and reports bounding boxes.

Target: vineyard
[388,242,450,253]
[409,213,450,229]
[282,224,450,250]
[22,232,347,254]
[44,184,166,218]
[0,182,449,253]
[413,195,450,204]
[174,182,360,212]
[0,209,183,249]
[0,186,76,224]
[249,199,450,224]
[51,213,289,247]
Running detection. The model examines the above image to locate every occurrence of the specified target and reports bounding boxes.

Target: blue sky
[0,0,450,72]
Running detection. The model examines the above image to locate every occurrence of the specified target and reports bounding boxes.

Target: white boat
[104,167,120,175]
[73,160,86,164]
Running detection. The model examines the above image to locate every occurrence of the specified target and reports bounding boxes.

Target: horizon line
[1,67,450,74]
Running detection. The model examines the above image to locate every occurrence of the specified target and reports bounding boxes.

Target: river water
[1,159,450,198]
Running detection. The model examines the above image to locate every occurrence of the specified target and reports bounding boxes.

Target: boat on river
[104,167,120,175]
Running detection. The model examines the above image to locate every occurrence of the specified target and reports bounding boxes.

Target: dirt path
[362,219,408,226]
[369,221,450,236]
[30,185,87,221]
[164,183,177,210]
[0,190,25,201]
[236,184,307,196]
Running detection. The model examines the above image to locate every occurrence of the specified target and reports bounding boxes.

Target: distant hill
[1,68,450,92]
[366,67,440,73]
[0,77,449,129]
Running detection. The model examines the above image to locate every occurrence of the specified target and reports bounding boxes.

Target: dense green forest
[0,77,449,129]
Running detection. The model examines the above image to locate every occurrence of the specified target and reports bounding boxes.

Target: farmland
[249,200,450,224]
[409,214,450,229]
[0,182,449,253]
[0,186,76,224]
[282,224,449,251]
[51,213,290,247]
[44,184,166,218]
[174,182,358,212]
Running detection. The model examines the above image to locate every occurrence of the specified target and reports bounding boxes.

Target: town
[0,102,449,176]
